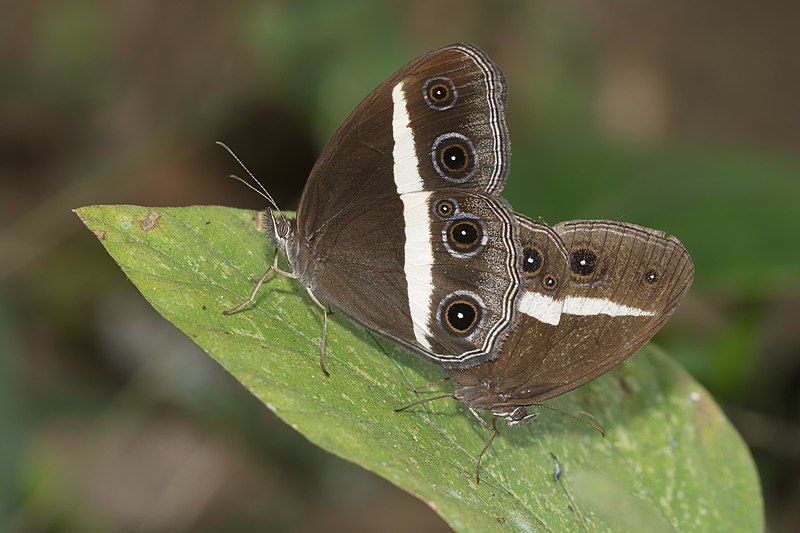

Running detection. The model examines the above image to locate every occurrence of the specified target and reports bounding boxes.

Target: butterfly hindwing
[448,217,694,410]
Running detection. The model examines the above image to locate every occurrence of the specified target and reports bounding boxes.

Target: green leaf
[75,205,763,532]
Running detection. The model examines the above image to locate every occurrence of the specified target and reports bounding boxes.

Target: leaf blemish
[549,451,562,482]
[139,211,162,232]
[616,375,632,396]
[93,229,107,240]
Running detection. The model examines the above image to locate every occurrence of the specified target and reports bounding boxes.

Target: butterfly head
[264,209,299,272]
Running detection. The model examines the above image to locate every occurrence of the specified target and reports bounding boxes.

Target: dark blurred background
[2,1,798,531]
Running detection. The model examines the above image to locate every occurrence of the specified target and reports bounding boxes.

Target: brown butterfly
[220,43,694,483]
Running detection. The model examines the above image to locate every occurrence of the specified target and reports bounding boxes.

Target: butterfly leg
[468,407,497,484]
[305,287,331,377]
[365,331,448,393]
[223,251,295,315]
[394,392,453,413]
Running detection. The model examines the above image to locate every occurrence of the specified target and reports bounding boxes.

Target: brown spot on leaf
[139,211,161,232]
[93,229,107,241]
[616,375,632,396]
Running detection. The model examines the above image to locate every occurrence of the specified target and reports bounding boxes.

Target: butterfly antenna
[215,141,284,217]
[405,375,451,393]
[534,403,606,437]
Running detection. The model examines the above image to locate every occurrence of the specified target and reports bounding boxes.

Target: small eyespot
[644,269,659,284]
[423,77,457,110]
[429,83,450,103]
[522,246,543,277]
[447,218,483,253]
[431,133,477,183]
[434,198,456,219]
[443,298,480,335]
[542,274,558,290]
[571,249,598,277]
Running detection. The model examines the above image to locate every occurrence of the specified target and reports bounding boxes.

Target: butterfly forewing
[397,44,510,194]
[297,44,510,237]
[289,44,520,366]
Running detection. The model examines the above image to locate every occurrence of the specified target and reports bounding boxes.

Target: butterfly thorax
[452,382,511,412]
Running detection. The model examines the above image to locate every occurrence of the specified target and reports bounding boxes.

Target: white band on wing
[392,82,434,350]
[563,296,655,317]
[519,291,563,325]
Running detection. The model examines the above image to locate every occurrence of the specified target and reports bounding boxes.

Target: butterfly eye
[431,133,476,183]
[570,248,598,277]
[644,269,659,284]
[522,246,543,277]
[444,217,485,256]
[441,296,481,335]
[434,198,456,218]
[423,76,457,110]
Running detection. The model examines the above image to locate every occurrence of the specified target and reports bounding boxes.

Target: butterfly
[222,43,694,482]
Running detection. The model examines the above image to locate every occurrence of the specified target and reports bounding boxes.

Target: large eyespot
[439,293,483,336]
[522,246,543,277]
[450,220,480,248]
[423,76,457,110]
[433,198,457,219]
[444,217,486,256]
[431,133,477,183]
[441,144,468,171]
[570,248,598,277]
[644,269,659,284]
